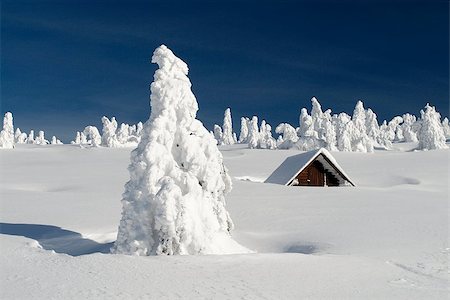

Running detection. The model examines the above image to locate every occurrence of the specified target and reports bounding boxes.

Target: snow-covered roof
[264,148,355,186]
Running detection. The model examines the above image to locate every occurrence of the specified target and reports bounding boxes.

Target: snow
[0,143,448,299]
[264,148,354,186]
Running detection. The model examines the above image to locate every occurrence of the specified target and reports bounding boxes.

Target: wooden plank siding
[291,158,340,187]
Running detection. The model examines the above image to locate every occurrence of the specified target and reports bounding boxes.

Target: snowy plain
[0,144,448,299]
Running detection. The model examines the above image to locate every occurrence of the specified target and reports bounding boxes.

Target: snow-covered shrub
[0,112,14,149]
[113,45,247,256]
[238,117,249,143]
[417,104,447,150]
[275,123,298,149]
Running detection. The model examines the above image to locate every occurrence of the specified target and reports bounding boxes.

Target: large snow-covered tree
[113,45,248,256]
[0,112,15,149]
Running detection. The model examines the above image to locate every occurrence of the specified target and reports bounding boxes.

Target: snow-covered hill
[0,144,448,299]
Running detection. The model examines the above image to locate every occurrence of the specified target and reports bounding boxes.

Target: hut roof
[264,148,355,186]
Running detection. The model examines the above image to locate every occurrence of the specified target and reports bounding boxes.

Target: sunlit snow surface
[0,143,448,299]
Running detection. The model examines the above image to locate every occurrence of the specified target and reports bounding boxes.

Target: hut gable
[265,148,355,187]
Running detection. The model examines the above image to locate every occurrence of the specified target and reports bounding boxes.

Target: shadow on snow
[0,222,113,256]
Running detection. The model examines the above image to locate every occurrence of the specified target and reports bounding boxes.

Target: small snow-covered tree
[221,108,235,145]
[0,112,14,149]
[401,113,418,143]
[310,97,324,131]
[113,45,246,256]
[101,116,120,147]
[247,116,259,149]
[257,120,276,149]
[72,132,82,144]
[26,130,35,144]
[84,126,102,146]
[441,117,450,141]
[213,124,223,144]
[297,112,321,150]
[51,136,63,145]
[35,131,49,145]
[14,128,27,144]
[117,123,130,145]
[238,117,249,143]
[136,122,143,136]
[417,103,447,150]
[275,123,298,149]
[335,113,352,152]
[365,108,380,142]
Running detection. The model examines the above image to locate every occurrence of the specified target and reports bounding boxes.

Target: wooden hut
[265,148,355,187]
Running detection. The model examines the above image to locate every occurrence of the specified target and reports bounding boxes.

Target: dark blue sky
[2,0,448,142]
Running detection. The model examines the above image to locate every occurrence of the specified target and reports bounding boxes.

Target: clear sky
[2,0,448,142]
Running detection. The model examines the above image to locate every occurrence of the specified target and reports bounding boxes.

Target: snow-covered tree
[247,116,259,149]
[113,45,246,256]
[72,132,82,144]
[0,112,14,149]
[117,123,130,145]
[101,116,120,147]
[275,123,298,149]
[238,117,249,143]
[401,113,418,143]
[350,101,373,153]
[221,108,236,145]
[26,130,35,144]
[257,120,276,149]
[365,108,380,142]
[310,97,324,131]
[213,124,223,144]
[35,131,49,145]
[14,128,27,144]
[417,104,447,150]
[84,126,102,146]
[441,117,450,141]
[51,136,63,145]
[136,122,143,136]
[297,112,321,150]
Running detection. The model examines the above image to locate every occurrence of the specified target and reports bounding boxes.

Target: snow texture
[113,45,249,255]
